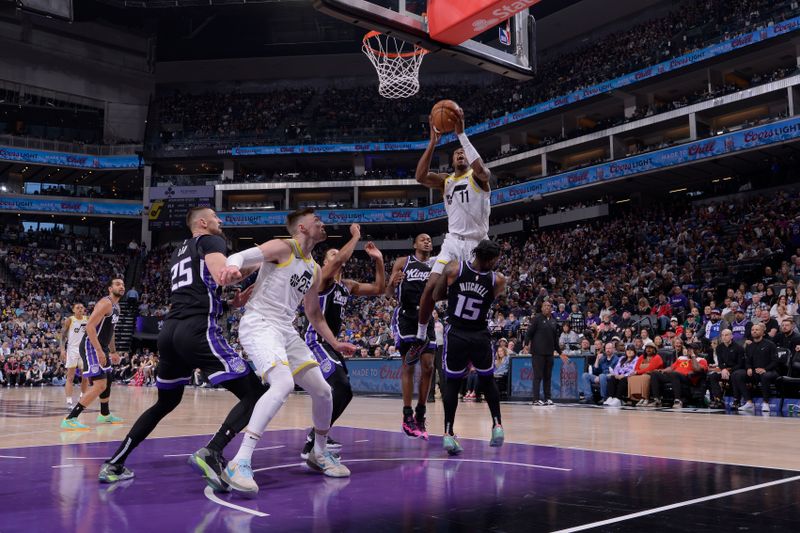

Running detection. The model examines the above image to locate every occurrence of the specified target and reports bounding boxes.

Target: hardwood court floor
[1,385,798,471]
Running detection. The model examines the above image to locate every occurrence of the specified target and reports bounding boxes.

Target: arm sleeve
[197,235,228,256]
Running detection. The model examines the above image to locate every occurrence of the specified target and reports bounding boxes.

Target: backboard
[313,0,537,80]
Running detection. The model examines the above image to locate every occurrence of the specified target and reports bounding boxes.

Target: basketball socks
[101,401,110,416]
[207,425,236,453]
[443,378,461,435]
[232,430,260,464]
[66,402,86,420]
[416,323,427,339]
[478,375,502,426]
[414,404,426,421]
[403,405,414,421]
[313,430,327,456]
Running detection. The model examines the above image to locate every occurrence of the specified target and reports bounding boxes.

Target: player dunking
[409,107,492,362]
[61,279,124,430]
[60,303,89,409]
[432,239,506,455]
[302,223,385,459]
[99,208,265,487]
[386,233,436,439]
[220,208,357,497]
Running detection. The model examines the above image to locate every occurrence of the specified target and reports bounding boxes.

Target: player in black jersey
[432,239,506,455]
[61,278,125,431]
[387,233,436,440]
[99,207,265,488]
[301,223,386,458]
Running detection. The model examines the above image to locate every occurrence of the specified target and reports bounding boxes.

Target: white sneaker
[740,401,755,411]
[609,398,622,407]
[761,402,771,413]
[221,459,258,497]
[602,397,612,405]
[306,449,351,478]
[532,400,545,408]
[544,399,555,407]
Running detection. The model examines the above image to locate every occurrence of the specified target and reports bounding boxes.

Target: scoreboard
[148,197,212,230]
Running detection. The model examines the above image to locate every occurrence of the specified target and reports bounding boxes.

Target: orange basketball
[430,99,460,133]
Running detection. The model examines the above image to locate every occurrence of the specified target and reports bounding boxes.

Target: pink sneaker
[415,416,429,441]
[402,417,421,438]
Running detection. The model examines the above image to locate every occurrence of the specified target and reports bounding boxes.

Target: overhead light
[712,179,720,183]
[669,188,688,194]
[0,185,6,192]
[722,177,733,181]
[615,198,631,204]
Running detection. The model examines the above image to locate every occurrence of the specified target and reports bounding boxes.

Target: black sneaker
[188,447,230,492]
[300,439,314,460]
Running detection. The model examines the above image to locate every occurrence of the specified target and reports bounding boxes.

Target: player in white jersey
[60,303,89,408]
[219,208,358,497]
[409,106,492,361]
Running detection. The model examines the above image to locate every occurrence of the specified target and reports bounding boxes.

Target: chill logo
[446,183,470,205]
[290,271,314,294]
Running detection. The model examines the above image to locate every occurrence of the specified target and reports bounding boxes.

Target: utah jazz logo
[290,271,314,294]
[446,183,469,205]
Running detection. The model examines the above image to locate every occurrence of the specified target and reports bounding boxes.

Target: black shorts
[79,339,111,382]
[308,341,348,380]
[392,314,436,362]
[442,325,493,378]
[156,315,250,390]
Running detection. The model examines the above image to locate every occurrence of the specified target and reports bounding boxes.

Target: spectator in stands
[653,295,672,332]
[630,341,663,406]
[4,356,23,387]
[669,286,689,321]
[734,323,779,412]
[756,308,779,339]
[648,342,709,408]
[559,323,580,351]
[25,364,44,387]
[579,342,618,404]
[745,293,767,321]
[604,346,639,407]
[495,346,510,396]
[707,329,745,409]
[771,295,796,318]
[569,304,585,333]
[702,308,727,347]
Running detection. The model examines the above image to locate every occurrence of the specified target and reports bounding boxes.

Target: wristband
[457,133,480,165]
[226,246,264,269]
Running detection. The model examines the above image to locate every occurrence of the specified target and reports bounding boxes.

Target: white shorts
[239,313,319,381]
[65,346,83,369]
[432,234,485,275]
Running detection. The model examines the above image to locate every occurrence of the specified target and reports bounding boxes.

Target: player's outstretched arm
[222,239,293,285]
[431,261,459,302]
[347,242,385,297]
[385,256,407,297]
[304,275,357,356]
[85,298,112,366]
[415,117,448,190]
[321,223,361,287]
[453,107,491,187]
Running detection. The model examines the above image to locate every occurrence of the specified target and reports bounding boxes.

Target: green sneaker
[97,414,124,424]
[489,425,505,447]
[61,418,90,431]
[443,435,463,456]
[189,447,230,492]
[98,463,135,483]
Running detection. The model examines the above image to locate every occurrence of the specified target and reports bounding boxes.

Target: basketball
[430,99,461,133]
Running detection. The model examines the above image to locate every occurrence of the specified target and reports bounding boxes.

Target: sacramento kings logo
[320,358,333,374]
[230,358,247,373]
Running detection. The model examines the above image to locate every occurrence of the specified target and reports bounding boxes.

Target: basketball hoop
[362,31,428,99]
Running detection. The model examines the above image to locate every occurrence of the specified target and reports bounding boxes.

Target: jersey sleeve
[197,235,228,256]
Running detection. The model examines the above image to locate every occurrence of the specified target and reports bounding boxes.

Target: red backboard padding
[428,0,541,45]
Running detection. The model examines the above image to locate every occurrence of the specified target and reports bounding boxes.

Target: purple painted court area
[2,428,799,532]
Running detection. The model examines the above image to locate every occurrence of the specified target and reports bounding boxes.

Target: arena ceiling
[71,0,640,62]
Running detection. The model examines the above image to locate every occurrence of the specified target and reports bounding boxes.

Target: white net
[362,32,428,99]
